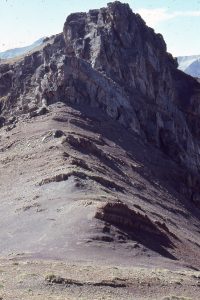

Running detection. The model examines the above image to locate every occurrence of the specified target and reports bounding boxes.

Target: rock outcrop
[0,1,200,203]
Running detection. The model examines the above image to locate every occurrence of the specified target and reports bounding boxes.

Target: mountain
[0,37,45,60]
[185,59,200,78]
[0,2,200,298]
[178,55,200,77]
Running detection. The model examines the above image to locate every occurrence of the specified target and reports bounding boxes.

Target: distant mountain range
[178,55,200,78]
[0,37,45,60]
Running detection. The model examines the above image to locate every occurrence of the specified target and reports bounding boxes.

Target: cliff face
[63,2,200,181]
[0,1,200,202]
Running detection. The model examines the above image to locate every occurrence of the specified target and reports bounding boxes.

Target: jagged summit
[64,1,174,70]
[63,0,177,94]
[0,1,200,284]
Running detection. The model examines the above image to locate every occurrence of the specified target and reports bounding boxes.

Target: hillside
[0,1,200,299]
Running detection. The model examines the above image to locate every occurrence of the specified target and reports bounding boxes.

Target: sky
[0,0,199,56]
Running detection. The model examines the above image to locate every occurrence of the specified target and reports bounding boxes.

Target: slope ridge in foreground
[0,102,200,270]
[0,1,200,299]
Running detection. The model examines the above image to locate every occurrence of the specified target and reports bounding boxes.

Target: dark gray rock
[52,129,65,138]
[0,116,5,128]
[29,106,49,118]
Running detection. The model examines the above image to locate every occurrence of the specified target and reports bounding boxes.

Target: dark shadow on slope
[67,103,200,223]
[95,201,176,260]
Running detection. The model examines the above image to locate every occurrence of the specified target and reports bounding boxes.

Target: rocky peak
[0,1,200,204]
[63,1,176,90]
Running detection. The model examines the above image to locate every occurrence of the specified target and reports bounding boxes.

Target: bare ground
[0,102,200,298]
[0,258,200,299]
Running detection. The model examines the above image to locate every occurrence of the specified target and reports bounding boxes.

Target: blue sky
[0,0,200,56]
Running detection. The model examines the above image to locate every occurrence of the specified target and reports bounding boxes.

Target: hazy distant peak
[0,37,45,60]
[177,55,200,77]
